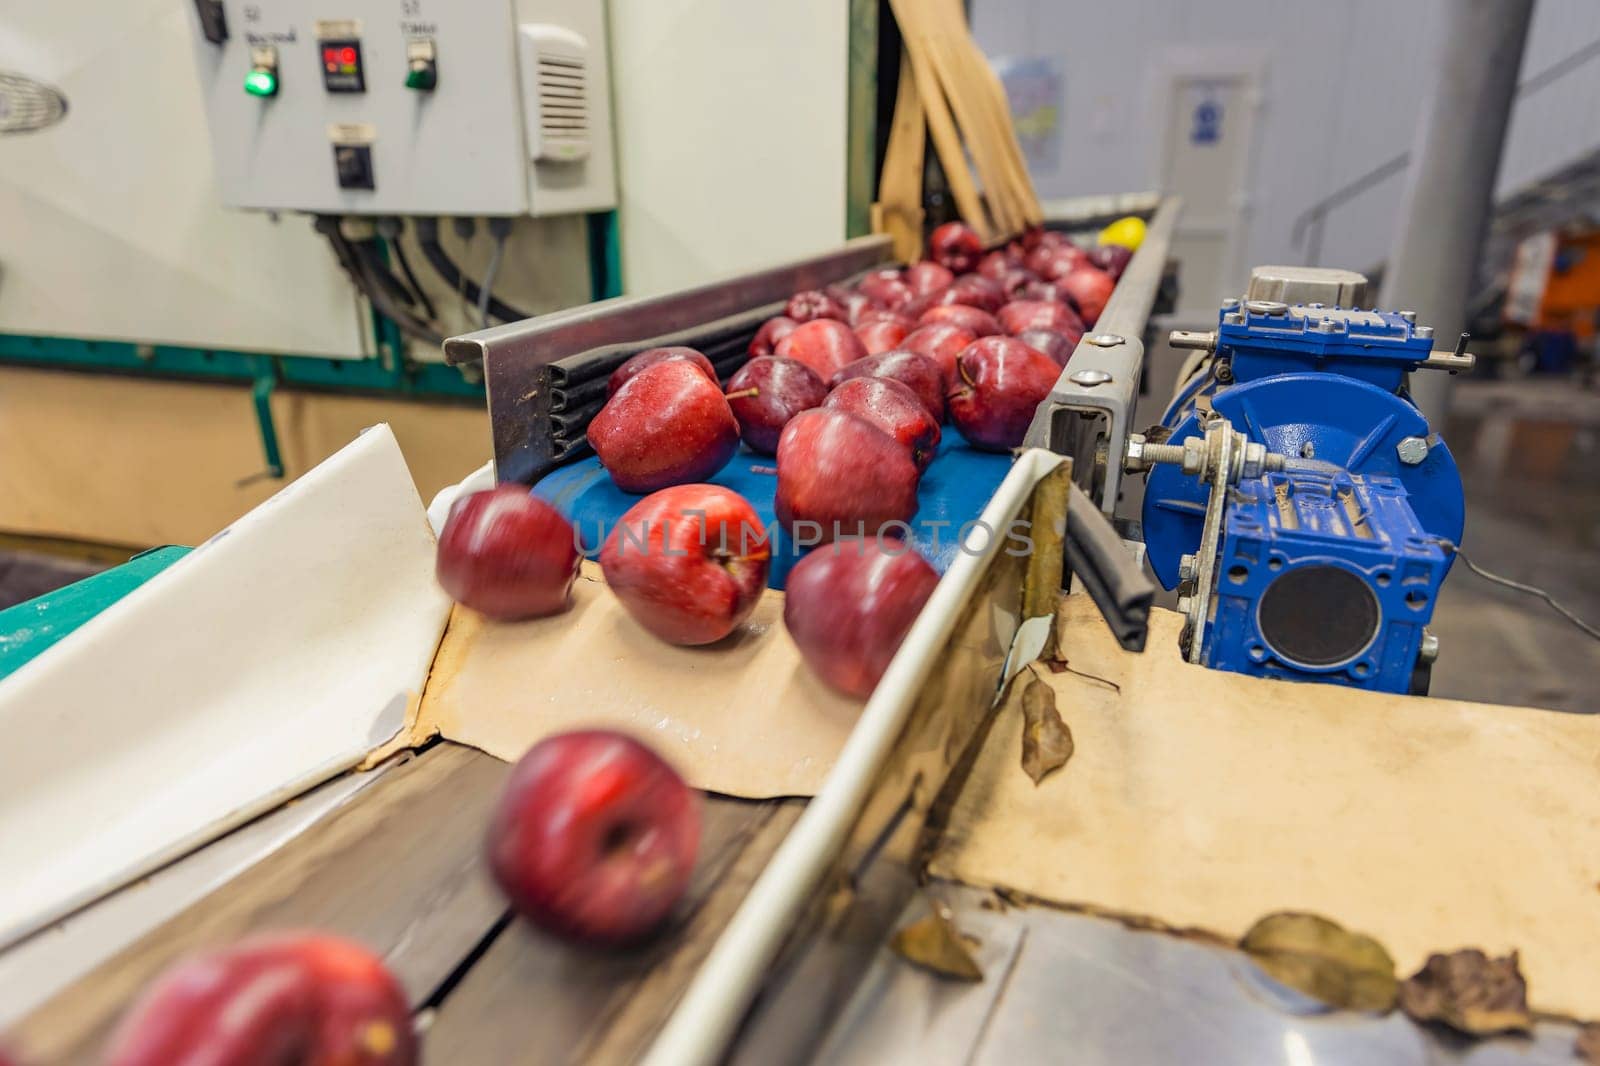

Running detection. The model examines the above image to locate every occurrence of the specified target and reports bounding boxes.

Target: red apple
[589,361,740,493]
[855,318,911,355]
[904,260,954,296]
[1026,241,1089,280]
[840,290,878,326]
[902,322,979,385]
[937,274,1006,313]
[775,409,920,544]
[998,299,1085,338]
[975,250,1014,281]
[784,536,940,698]
[725,356,827,455]
[1090,244,1134,281]
[857,271,915,311]
[1021,279,1072,305]
[1021,226,1047,250]
[1016,328,1078,367]
[1000,268,1038,299]
[856,307,916,329]
[824,377,942,472]
[103,934,414,1066]
[785,289,847,323]
[487,730,701,945]
[775,318,869,379]
[928,221,983,274]
[600,485,770,645]
[917,303,1002,337]
[830,350,946,421]
[749,315,799,357]
[948,336,1061,451]
[1061,266,1115,326]
[608,346,718,397]
[437,486,581,621]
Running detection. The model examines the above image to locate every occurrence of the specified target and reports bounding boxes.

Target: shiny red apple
[775,409,920,544]
[854,317,912,355]
[1090,244,1134,281]
[749,315,799,357]
[947,336,1061,451]
[103,934,415,1066]
[1061,266,1115,326]
[724,356,827,455]
[901,322,979,385]
[998,299,1085,337]
[437,486,581,620]
[608,346,718,397]
[600,484,770,645]
[830,350,946,421]
[775,318,869,380]
[1015,328,1077,367]
[904,260,954,296]
[487,730,701,945]
[917,303,1002,337]
[785,289,847,323]
[857,271,916,311]
[938,274,1006,313]
[589,361,740,493]
[824,377,942,471]
[927,221,983,274]
[784,536,940,698]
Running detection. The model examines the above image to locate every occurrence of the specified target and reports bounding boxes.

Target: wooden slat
[13,743,511,1065]
[876,53,929,263]
[421,797,805,1065]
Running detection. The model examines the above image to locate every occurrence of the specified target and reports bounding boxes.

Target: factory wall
[973,0,1600,291]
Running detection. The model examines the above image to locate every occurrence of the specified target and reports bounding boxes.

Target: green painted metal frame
[846,0,880,239]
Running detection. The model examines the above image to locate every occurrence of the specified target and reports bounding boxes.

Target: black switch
[333,144,374,190]
[194,0,227,44]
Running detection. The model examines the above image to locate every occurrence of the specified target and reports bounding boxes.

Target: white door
[1156,62,1262,315]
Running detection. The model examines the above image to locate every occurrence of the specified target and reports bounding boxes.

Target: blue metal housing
[1142,301,1466,693]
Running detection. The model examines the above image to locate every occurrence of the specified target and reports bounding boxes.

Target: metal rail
[1024,196,1182,514]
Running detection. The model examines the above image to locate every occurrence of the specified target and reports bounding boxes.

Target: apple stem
[724,387,760,401]
[957,359,977,389]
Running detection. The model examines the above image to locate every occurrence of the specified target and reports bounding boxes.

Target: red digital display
[323,47,337,61]
[340,47,357,65]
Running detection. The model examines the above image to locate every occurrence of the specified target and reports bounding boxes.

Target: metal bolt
[1244,300,1288,316]
[1399,310,1418,323]
[1214,360,1234,384]
[1070,369,1113,387]
[1418,629,1440,664]
[1221,297,1240,309]
[1176,595,1194,617]
[1396,436,1430,465]
[1316,316,1339,333]
[1415,325,1434,339]
[1086,333,1124,348]
[1178,553,1198,582]
[1223,312,1244,326]
[1300,441,1316,459]
[135,343,156,361]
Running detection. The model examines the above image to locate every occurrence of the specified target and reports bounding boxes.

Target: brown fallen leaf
[1020,676,1074,785]
[1397,949,1531,1036]
[1240,912,1398,1013]
[1576,1022,1600,1063]
[890,901,984,982]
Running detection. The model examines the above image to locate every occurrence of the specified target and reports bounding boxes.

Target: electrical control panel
[184,0,615,217]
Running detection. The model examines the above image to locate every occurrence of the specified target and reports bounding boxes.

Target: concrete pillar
[1381,0,1535,426]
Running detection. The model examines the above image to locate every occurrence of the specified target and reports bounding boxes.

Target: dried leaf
[1576,1023,1600,1063]
[1240,912,1398,1013]
[1020,677,1073,785]
[1397,949,1531,1036]
[890,902,984,982]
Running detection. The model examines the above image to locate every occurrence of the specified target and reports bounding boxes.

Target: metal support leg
[250,365,285,481]
[1381,0,1535,426]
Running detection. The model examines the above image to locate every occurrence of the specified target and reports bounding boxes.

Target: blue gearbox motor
[1133,283,1469,694]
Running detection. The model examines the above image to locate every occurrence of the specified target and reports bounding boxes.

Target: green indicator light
[404,64,437,91]
[244,68,278,97]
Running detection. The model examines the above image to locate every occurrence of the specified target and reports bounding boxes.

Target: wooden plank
[12,743,510,1065]
[421,796,805,1065]
[876,53,928,264]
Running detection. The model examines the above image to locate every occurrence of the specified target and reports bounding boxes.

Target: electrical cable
[351,239,421,311]
[1432,538,1600,642]
[376,217,439,322]
[414,216,532,324]
[314,216,443,347]
[477,233,506,329]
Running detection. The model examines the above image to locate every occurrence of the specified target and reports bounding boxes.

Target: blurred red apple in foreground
[608,346,717,397]
[590,361,740,493]
[998,299,1085,338]
[904,260,954,296]
[824,377,942,472]
[725,356,827,455]
[749,315,798,357]
[103,934,414,1066]
[775,409,920,544]
[601,484,770,645]
[918,303,1001,338]
[784,537,940,698]
[901,322,979,385]
[1061,266,1115,326]
[785,289,846,323]
[928,221,982,274]
[488,730,700,945]
[437,486,581,620]
[1090,243,1134,280]
[831,350,946,421]
[775,319,868,379]
[948,336,1061,451]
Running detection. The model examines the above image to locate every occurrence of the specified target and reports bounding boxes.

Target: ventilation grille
[0,73,68,135]
[533,52,589,162]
